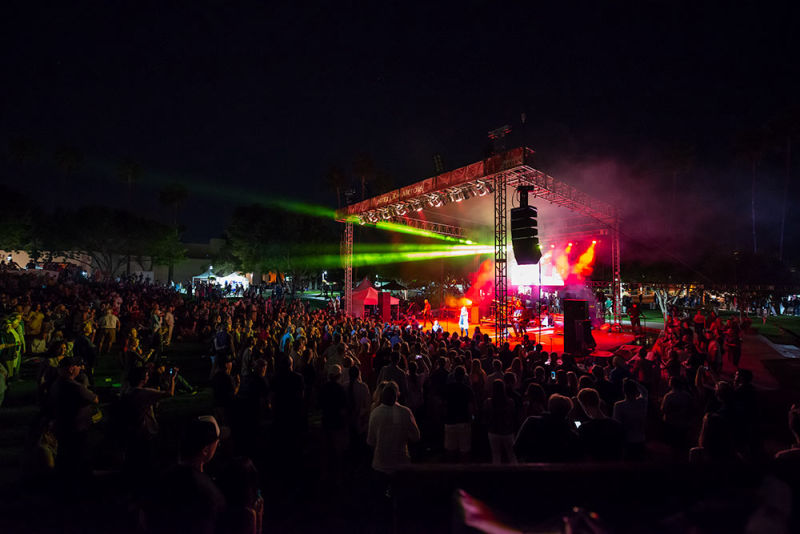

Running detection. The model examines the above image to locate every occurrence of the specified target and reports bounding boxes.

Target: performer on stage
[512,299,529,338]
[422,299,432,328]
[459,306,469,337]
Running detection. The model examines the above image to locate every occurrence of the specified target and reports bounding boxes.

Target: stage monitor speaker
[510,205,541,265]
[563,299,589,353]
[379,292,392,322]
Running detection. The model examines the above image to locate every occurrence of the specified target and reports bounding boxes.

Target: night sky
[3,1,799,259]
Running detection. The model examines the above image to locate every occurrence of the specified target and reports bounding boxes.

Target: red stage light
[592,240,597,244]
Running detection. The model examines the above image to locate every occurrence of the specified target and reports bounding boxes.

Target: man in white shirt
[164,306,175,346]
[97,307,121,356]
[367,382,420,474]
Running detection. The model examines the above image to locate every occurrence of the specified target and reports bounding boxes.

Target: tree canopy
[225,203,338,286]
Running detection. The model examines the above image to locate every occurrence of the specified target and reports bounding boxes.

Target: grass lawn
[752,315,800,346]
[0,337,217,489]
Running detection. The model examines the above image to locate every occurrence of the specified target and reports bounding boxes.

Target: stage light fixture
[380,209,392,220]
[395,203,407,216]
[449,189,465,203]
[428,194,444,208]
[474,181,489,196]
[414,201,424,212]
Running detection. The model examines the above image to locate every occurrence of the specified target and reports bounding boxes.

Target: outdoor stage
[434,315,637,355]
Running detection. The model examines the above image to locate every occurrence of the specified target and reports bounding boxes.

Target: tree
[324,165,348,208]
[53,146,84,204]
[116,158,143,274]
[117,158,143,205]
[43,206,185,279]
[158,182,189,226]
[226,204,338,292]
[0,185,37,251]
[7,137,40,167]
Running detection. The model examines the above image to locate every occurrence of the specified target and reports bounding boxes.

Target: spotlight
[380,209,391,220]
[592,240,597,244]
[474,181,489,196]
[395,203,407,216]
[449,189,465,203]
[428,194,445,208]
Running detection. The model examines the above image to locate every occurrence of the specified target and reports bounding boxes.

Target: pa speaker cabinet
[510,205,541,265]
[563,299,589,353]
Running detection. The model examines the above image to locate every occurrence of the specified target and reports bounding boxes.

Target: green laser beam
[93,159,483,246]
[289,246,494,269]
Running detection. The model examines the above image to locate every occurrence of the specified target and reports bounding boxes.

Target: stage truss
[336,147,623,331]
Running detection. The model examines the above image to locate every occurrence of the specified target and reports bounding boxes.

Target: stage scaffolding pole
[494,172,508,344]
[611,211,622,329]
[343,221,353,315]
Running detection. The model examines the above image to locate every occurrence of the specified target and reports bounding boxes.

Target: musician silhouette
[422,299,432,328]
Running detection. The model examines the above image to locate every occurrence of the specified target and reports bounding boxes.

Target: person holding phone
[119,365,177,483]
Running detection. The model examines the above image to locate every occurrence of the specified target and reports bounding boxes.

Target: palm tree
[353,153,376,200]
[324,165,348,207]
[116,158,142,208]
[116,158,143,275]
[53,146,83,202]
[7,137,40,166]
[158,183,189,226]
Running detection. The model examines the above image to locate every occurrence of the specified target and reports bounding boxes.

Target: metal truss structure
[335,147,623,329]
[494,172,508,343]
[342,222,353,315]
[391,217,466,239]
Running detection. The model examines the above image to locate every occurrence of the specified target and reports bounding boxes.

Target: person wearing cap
[48,356,98,480]
[146,416,226,534]
[120,365,177,480]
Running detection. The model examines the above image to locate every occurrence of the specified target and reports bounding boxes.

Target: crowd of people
[0,272,797,533]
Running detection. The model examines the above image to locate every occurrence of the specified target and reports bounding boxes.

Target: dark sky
[2,1,799,257]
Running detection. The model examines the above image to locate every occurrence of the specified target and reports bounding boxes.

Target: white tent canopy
[217,272,249,288]
[191,269,249,289]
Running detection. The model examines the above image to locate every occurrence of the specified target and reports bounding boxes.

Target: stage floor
[435,318,637,355]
